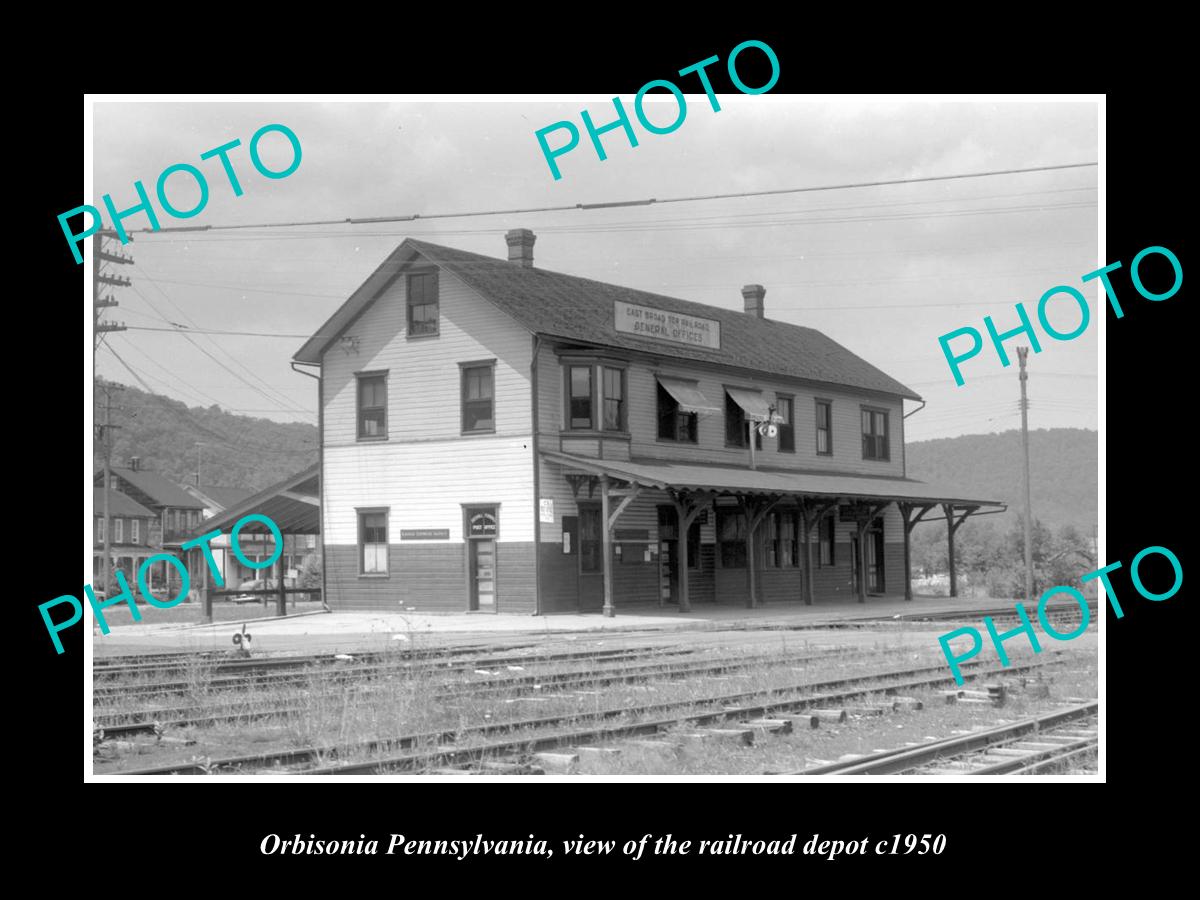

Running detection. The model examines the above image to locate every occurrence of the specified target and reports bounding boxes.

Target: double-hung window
[407,271,439,337]
[131,519,140,544]
[357,373,387,439]
[358,510,389,575]
[717,508,747,569]
[776,396,794,452]
[461,363,495,433]
[861,408,889,460]
[657,383,698,443]
[602,366,624,431]
[816,400,832,456]
[818,516,836,566]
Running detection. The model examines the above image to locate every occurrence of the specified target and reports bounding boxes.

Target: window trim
[356,507,390,578]
[459,359,497,435]
[355,370,389,442]
[113,518,124,543]
[601,364,626,433]
[560,356,629,435]
[405,269,440,339]
[815,398,833,457]
[131,519,140,544]
[565,364,594,430]
[775,394,795,453]
[860,404,891,462]
[96,517,106,544]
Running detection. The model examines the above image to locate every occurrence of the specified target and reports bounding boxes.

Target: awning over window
[725,386,771,422]
[657,376,719,414]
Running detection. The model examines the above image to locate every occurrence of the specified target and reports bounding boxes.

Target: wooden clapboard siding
[322,266,533,446]
[321,263,537,551]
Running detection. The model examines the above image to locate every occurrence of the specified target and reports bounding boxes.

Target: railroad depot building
[294,230,999,615]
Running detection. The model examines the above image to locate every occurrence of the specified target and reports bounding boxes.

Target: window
[131,519,140,544]
[461,364,495,432]
[717,508,747,568]
[862,408,890,460]
[579,506,602,573]
[765,513,778,567]
[657,383,698,443]
[358,510,389,575]
[816,400,832,455]
[776,396,794,452]
[114,518,124,543]
[766,510,800,568]
[357,373,387,439]
[96,517,105,543]
[725,391,747,447]
[407,271,439,336]
[568,366,593,429]
[726,391,762,449]
[602,366,624,431]
[818,516,835,566]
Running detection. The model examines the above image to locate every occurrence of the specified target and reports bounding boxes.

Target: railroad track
[93,645,909,737]
[789,701,1098,775]
[93,644,699,699]
[108,654,1067,775]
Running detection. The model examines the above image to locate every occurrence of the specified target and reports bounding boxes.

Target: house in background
[93,457,205,593]
[93,487,158,586]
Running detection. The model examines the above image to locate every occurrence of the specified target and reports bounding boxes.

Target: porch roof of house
[185,464,320,538]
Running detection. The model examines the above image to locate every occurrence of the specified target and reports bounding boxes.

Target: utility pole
[1017,346,1034,606]
[96,383,124,595]
[93,230,132,353]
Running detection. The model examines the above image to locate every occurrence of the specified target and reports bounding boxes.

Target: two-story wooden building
[294,230,999,615]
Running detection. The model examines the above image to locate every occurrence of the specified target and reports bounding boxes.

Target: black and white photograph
[76,94,1105,783]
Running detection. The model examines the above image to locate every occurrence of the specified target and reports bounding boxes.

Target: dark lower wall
[327,542,536,614]
[539,543,578,613]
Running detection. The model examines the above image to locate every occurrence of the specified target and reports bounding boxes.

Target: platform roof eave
[184,463,320,539]
[541,451,1003,508]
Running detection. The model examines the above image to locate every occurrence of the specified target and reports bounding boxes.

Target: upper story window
[724,389,763,449]
[656,380,700,443]
[816,399,832,456]
[131,519,141,544]
[568,366,593,429]
[113,518,124,543]
[862,407,890,461]
[563,359,628,432]
[461,362,495,433]
[776,396,794,453]
[357,372,388,440]
[602,367,625,431]
[358,509,389,575]
[96,517,106,543]
[407,271,439,337]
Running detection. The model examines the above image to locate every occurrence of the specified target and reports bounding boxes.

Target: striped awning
[725,386,771,422]
[656,375,719,414]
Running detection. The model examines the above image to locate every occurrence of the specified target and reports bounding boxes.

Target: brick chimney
[742,284,766,318]
[505,229,536,268]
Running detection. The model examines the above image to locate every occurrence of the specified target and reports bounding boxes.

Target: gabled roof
[99,467,205,509]
[294,238,920,401]
[93,487,156,518]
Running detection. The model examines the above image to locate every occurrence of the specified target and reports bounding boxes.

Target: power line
[129,161,1098,237]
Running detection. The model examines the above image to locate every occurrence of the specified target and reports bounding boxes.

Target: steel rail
[111,655,1063,775]
[791,701,1099,775]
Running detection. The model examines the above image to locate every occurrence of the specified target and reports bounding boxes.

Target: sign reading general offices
[614,301,721,350]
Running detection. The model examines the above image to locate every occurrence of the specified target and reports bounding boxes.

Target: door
[578,504,604,611]
[465,505,499,611]
[469,539,496,610]
[867,520,885,593]
[657,506,679,605]
[851,535,861,596]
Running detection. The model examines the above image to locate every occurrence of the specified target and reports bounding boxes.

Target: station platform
[92,593,1037,657]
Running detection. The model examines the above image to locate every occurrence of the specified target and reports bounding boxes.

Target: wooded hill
[93,379,318,492]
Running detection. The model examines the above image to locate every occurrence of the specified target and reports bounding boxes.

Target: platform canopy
[185,463,320,538]
[540,451,1001,508]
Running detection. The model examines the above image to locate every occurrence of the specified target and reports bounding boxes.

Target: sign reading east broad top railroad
[614,301,721,350]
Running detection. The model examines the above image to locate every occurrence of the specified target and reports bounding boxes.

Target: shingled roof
[93,487,156,519]
[99,467,205,509]
[294,238,920,400]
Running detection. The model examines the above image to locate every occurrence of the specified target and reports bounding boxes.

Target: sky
[90,98,1099,443]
